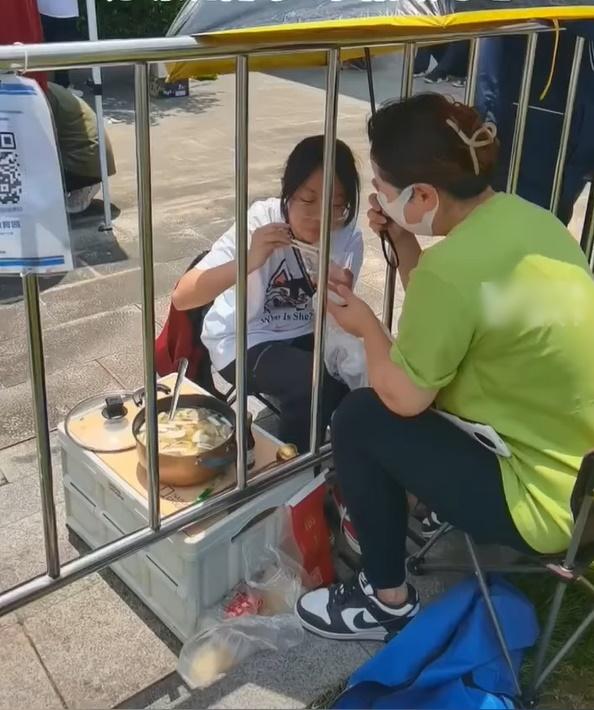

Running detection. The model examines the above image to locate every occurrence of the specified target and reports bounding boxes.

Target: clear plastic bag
[177,614,304,689]
[176,508,310,688]
[310,293,368,391]
[324,312,369,391]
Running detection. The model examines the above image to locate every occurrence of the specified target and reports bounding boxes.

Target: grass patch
[515,572,594,708]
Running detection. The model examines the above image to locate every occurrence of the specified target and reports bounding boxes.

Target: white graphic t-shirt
[37,0,80,18]
[199,198,364,370]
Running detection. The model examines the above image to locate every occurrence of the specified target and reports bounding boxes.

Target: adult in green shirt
[296,93,594,642]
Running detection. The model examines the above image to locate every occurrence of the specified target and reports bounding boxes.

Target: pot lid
[64,390,143,453]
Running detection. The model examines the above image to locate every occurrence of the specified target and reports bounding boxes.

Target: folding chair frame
[406,453,594,706]
[224,383,281,418]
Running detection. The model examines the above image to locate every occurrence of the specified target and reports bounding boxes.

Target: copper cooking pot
[132,394,237,487]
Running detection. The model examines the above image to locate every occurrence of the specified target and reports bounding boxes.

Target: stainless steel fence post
[580,183,594,267]
[23,274,60,578]
[235,55,250,488]
[550,36,585,216]
[464,38,481,106]
[85,0,112,231]
[309,48,340,454]
[506,33,537,193]
[134,62,160,529]
[381,42,414,330]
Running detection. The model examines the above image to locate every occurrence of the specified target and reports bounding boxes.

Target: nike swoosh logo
[342,607,380,632]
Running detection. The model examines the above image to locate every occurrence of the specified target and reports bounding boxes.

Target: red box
[286,474,335,587]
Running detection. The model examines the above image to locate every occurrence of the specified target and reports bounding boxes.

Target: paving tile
[99,342,146,391]
[0,433,61,484]
[39,262,183,325]
[0,611,17,629]
[0,298,56,345]
[24,581,177,709]
[0,307,143,388]
[0,624,64,710]
[0,360,121,449]
[115,673,190,709]
[0,505,78,592]
[0,454,64,528]
[121,634,369,710]
[175,634,370,710]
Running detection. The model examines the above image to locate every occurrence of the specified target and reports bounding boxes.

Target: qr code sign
[0,132,22,206]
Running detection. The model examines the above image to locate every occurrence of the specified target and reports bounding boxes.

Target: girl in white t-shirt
[173,136,364,451]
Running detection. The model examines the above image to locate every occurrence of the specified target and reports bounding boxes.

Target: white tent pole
[85,0,112,231]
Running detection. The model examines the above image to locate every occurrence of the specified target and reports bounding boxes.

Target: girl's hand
[327,285,378,338]
[248,223,292,272]
[328,261,354,290]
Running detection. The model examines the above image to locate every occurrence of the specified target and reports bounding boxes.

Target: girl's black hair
[368,93,499,199]
[280,136,360,225]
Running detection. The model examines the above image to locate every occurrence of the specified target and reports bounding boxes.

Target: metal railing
[0,19,584,616]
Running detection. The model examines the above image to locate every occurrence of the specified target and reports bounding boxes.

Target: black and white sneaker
[421,510,443,539]
[296,571,420,641]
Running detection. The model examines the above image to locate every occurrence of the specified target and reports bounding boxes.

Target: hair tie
[446,118,497,176]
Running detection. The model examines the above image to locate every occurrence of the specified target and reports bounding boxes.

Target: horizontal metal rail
[0,22,549,72]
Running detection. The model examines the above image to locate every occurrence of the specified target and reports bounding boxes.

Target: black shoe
[421,510,444,539]
[296,571,420,641]
[424,69,446,84]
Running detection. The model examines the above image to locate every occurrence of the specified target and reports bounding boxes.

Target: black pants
[414,42,469,78]
[220,334,349,453]
[64,171,100,192]
[332,389,534,589]
[41,15,79,88]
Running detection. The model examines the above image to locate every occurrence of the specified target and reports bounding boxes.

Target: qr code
[0,132,22,206]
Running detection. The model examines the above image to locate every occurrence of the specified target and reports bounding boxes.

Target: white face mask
[377,185,439,237]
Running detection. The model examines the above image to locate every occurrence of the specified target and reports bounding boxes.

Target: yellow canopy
[167,3,594,80]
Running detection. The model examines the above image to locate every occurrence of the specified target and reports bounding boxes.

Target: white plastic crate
[60,423,313,641]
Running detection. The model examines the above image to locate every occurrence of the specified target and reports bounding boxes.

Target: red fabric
[287,477,335,587]
[155,301,204,382]
[0,0,48,91]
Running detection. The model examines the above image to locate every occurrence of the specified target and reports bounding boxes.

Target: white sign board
[0,74,73,274]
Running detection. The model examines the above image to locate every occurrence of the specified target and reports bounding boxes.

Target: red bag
[0,0,48,92]
[286,474,335,588]
[155,251,222,395]
[155,302,204,383]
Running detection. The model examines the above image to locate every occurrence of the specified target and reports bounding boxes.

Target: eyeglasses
[291,197,349,223]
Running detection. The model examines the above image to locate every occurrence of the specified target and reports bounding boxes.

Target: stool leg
[525,579,568,700]
[465,534,523,697]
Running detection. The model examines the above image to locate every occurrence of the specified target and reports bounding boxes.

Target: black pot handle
[196,442,236,470]
[132,383,171,407]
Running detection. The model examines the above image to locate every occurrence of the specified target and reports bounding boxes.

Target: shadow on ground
[70,66,221,127]
[0,202,129,304]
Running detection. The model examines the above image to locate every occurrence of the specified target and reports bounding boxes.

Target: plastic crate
[60,417,313,641]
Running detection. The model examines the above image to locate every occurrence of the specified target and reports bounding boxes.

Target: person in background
[414,42,469,87]
[476,23,594,227]
[38,0,81,91]
[46,81,115,214]
[172,136,364,453]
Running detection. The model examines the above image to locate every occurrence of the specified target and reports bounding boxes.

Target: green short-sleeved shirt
[391,193,594,553]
